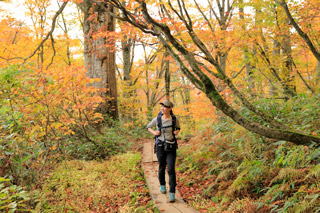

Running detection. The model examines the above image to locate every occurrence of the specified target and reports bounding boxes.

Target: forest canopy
[106,0,320,145]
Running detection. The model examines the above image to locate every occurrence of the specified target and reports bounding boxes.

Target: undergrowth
[177,94,320,212]
[177,130,320,212]
[36,152,156,212]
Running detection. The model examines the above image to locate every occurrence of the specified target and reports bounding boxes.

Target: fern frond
[227,171,249,196]
[271,168,306,184]
[291,194,320,212]
[216,160,237,169]
[261,183,290,202]
[215,168,234,183]
[306,164,320,179]
[227,197,256,213]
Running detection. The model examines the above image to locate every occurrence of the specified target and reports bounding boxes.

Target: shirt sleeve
[146,117,157,129]
[175,117,181,130]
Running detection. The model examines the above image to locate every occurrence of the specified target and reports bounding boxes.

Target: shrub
[0,177,39,212]
[0,64,121,185]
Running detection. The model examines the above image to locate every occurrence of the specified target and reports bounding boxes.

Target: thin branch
[194,0,214,33]
[231,65,245,79]
[255,40,296,97]
[277,0,320,62]
[0,1,68,64]
[45,34,56,70]
[180,0,193,28]
[208,0,220,25]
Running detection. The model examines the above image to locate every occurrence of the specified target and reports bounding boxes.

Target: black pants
[156,143,177,193]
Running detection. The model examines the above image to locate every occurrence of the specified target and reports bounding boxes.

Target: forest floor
[37,138,200,212]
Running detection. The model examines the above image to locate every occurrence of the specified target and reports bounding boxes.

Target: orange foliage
[16,64,104,141]
[0,17,34,66]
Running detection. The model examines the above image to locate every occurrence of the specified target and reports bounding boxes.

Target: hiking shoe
[169,193,175,202]
[160,185,166,194]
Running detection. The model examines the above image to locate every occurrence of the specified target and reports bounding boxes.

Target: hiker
[147,100,180,202]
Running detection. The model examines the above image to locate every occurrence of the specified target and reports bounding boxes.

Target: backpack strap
[157,111,176,132]
[157,111,162,131]
[155,111,179,148]
[172,114,176,133]
[171,114,177,143]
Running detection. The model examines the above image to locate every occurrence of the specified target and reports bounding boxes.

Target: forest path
[142,140,198,212]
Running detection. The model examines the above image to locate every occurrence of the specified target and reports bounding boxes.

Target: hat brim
[160,103,172,107]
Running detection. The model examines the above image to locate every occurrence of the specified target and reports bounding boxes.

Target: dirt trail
[142,140,198,212]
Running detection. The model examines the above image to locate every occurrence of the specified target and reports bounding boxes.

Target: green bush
[64,125,130,160]
[0,177,39,212]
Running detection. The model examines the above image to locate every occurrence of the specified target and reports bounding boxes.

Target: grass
[36,152,156,212]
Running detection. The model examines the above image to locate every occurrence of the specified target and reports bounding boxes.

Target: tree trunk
[81,0,118,120]
[316,60,320,86]
[164,50,170,99]
[122,36,133,82]
[269,39,280,96]
[204,82,320,146]
[281,32,296,95]
[239,0,255,92]
[120,28,136,121]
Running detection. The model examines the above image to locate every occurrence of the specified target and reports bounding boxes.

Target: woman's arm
[174,117,181,135]
[148,128,161,136]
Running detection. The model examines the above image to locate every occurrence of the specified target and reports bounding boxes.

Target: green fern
[227,197,256,212]
[216,160,238,169]
[227,171,249,196]
[290,194,320,212]
[261,184,288,203]
[306,164,320,179]
[270,168,306,184]
[215,168,234,182]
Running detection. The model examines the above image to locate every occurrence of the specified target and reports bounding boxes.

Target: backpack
[154,110,179,152]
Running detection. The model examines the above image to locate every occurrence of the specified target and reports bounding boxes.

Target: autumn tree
[277,0,320,91]
[107,0,320,146]
[80,0,118,120]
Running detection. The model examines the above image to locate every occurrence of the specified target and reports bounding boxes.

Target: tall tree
[108,0,320,146]
[270,38,280,96]
[316,59,320,86]
[276,0,320,63]
[142,44,168,119]
[239,0,255,92]
[80,0,118,120]
[164,49,171,99]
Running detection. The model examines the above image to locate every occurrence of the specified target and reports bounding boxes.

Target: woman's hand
[173,130,180,136]
[154,130,161,136]
[148,128,161,136]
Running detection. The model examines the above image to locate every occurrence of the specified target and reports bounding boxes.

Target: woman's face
[161,105,172,114]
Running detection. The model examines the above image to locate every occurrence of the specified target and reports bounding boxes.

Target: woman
[147,100,180,202]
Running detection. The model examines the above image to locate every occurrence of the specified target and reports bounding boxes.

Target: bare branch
[45,34,56,70]
[194,0,214,33]
[0,1,69,64]
[277,0,320,62]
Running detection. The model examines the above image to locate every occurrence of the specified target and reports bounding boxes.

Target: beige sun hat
[160,100,174,108]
